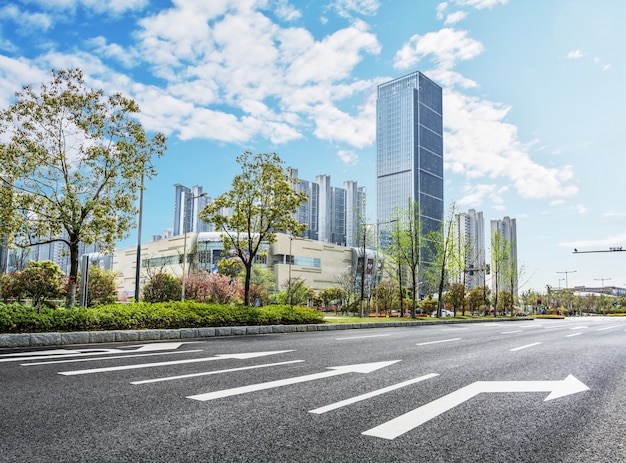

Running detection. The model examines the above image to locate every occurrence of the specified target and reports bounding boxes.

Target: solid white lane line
[597,324,626,331]
[336,334,391,340]
[309,373,439,414]
[417,338,461,346]
[22,350,203,366]
[509,342,542,352]
[58,350,294,375]
[131,360,304,385]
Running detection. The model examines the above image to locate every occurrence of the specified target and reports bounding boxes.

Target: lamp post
[557,269,577,314]
[134,171,145,302]
[181,192,207,301]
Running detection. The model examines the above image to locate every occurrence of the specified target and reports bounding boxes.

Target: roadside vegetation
[0,302,323,334]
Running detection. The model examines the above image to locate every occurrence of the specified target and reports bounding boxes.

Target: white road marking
[501,330,522,334]
[597,324,626,331]
[0,342,190,363]
[417,338,461,346]
[336,334,391,340]
[362,375,589,440]
[131,360,304,384]
[309,373,439,414]
[509,342,542,352]
[58,350,294,375]
[566,333,583,338]
[188,360,401,401]
[22,350,203,366]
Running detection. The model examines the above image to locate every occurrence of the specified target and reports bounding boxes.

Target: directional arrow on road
[363,374,590,440]
[58,350,294,375]
[188,360,401,401]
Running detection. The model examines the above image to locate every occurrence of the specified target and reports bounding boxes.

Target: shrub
[143,272,181,302]
[0,301,324,333]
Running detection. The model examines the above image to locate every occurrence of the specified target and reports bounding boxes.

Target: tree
[445,282,466,315]
[83,267,118,306]
[386,201,425,318]
[200,151,307,305]
[319,287,345,312]
[0,69,166,308]
[142,272,181,303]
[424,203,457,317]
[19,260,65,311]
[490,230,511,316]
[374,279,397,315]
[276,277,313,306]
[467,285,490,314]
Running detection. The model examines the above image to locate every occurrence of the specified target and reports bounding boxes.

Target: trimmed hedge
[0,301,324,333]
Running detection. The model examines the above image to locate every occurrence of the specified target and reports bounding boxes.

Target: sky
[1,0,625,294]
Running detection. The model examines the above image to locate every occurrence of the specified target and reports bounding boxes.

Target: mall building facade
[113,232,377,301]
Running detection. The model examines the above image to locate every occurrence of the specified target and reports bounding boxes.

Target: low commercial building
[112,232,363,300]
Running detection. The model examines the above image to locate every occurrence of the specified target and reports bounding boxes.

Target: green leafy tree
[445,282,466,315]
[0,69,166,308]
[0,273,23,302]
[385,201,425,318]
[19,260,65,311]
[142,272,181,303]
[83,267,118,306]
[490,230,511,316]
[200,151,307,305]
[276,277,313,306]
[467,285,490,315]
[423,203,457,317]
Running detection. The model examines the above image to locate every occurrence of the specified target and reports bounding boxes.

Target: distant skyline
[1,0,625,292]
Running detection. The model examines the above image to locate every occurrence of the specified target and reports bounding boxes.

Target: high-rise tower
[376,71,444,237]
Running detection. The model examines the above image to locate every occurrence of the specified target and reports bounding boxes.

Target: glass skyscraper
[376,71,443,236]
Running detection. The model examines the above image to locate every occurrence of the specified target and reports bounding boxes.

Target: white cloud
[445,11,467,25]
[444,90,578,200]
[131,2,381,146]
[26,0,148,15]
[0,5,53,32]
[453,0,508,9]
[332,0,381,18]
[394,28,484,70]
[566,49,584,59]
[337,149,359,166]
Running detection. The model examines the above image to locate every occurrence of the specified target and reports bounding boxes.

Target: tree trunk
[65,238,79,308]
[243,262,252,306]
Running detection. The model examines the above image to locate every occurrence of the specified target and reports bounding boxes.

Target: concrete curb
[0,317,529,348]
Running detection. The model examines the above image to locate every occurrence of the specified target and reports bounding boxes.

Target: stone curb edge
[0,318,529,348]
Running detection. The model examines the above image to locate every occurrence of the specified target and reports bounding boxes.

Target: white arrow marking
[310,373,439,414]
[363,375,589,440]
[188,360,401,401]
[2,342,189,363]
[131,360,304,384]
[58,350,294,375]
[22,349,203,366]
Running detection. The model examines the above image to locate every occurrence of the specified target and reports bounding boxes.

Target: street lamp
[594,277,612,314]
[181,192,207,301]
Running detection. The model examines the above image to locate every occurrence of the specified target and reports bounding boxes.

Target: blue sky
[1,0,625,294]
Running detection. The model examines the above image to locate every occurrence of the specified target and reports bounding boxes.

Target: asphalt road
[1,317,625,463]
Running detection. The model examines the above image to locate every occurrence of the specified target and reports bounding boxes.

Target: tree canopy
[200,151,307,305]
[0,69,166,307]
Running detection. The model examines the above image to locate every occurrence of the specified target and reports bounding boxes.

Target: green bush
[0,301,324,333]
